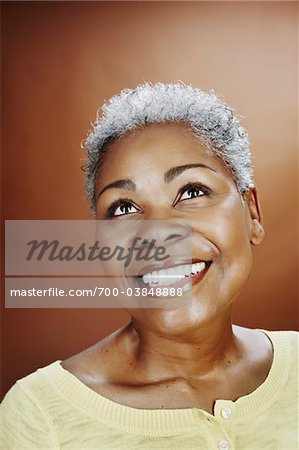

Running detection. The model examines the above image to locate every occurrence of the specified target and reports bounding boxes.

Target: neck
[125,314,242,380]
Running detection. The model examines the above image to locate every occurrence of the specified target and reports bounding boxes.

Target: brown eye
[110,201,139,217]
[179,187,205,201]
[177,183,210,203]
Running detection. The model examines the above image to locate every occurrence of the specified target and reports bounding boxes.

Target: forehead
[97,122,233,185]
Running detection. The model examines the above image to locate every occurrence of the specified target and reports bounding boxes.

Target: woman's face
[95,123,263,335]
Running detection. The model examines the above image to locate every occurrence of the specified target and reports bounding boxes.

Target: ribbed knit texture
[1,330,298,449]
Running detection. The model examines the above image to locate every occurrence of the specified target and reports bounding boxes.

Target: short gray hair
[84,82,253,214]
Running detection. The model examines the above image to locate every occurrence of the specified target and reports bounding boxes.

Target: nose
[136,220,191,248]
[165,233,182,241]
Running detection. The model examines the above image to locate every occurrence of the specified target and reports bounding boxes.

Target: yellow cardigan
[1,330,298,449]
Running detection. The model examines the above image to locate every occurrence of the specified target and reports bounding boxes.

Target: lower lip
[135,264,211,298]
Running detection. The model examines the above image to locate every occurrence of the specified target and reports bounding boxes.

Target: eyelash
[175,182,211,204]
[105,198,135,219]
[105,183,211,218]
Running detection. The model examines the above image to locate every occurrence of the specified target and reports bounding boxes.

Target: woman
[1,83,297,449]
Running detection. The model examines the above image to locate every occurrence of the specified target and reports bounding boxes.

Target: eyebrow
[97,179,136,199]
[97,163,216,199]
[164,163,217,183]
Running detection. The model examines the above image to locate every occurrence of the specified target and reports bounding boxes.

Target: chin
[134,299,225,337]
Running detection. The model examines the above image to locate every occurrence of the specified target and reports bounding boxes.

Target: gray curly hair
[84,82,253,214]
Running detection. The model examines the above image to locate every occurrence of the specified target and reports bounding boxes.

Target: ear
[242,185,265,246]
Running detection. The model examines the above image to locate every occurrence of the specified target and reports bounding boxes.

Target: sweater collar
[42,329,289,435]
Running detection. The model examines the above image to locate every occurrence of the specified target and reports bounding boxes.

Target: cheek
[214,207,253,299]
[219,211,252,261]
[193,196,251,261]
[193,198,253,294]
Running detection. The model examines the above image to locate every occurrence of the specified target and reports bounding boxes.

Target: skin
[61,122,273,415]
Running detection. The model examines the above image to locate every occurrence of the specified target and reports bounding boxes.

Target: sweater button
[218,440,230,450]
[221,407,232,419]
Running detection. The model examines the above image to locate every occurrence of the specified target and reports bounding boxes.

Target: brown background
[1,1,298,399]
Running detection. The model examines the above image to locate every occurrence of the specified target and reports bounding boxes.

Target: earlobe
[244,186,265,246]
[250,218,265,245]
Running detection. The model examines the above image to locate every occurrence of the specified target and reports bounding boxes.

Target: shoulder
[1,360,61,407]
[1,361,61,448]
[252,329,298,386]
[233,325,298,350]
[260,329,298,352]
[263,329,299,370]
[233,326,298,376]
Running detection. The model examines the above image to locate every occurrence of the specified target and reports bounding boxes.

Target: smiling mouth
[136,261,212,289]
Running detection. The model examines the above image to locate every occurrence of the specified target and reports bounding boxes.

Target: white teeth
[142,262,207,286]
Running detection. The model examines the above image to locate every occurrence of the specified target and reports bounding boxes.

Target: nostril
[165,233,182,241]
[140,239,157,248]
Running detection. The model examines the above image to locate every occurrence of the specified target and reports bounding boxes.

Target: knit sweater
[0,330,298,449]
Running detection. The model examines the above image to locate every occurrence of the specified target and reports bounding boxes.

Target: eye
[107,200,140,218]
[177,183,210,203]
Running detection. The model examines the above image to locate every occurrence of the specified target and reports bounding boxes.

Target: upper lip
[133,258,211,278]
